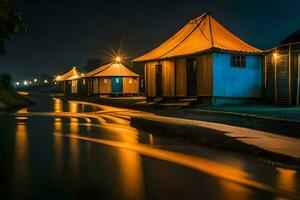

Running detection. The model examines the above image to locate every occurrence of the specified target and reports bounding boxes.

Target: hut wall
[145,62,157,97]
[175,58,187,97]
[196,53,213,97]
[123,77,139,94]
[265,53,275,102]
[92,78,99,94]
[71,80,78,94]
[212,52,262,102]
[99,78,111,94]
[161,60,175,97]
[276,53,289,104]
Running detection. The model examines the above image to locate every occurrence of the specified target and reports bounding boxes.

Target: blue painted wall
[212,52,262,98]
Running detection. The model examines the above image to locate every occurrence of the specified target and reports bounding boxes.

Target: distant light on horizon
[23,80,28,86]
[44,80,48,84]
[16,82,20,86]
[34,78,38,82]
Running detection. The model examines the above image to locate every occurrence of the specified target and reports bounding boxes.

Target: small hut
[82,62,139,96]
[264,29,300,106]
[133,13,263,105]
[56,66,82,94]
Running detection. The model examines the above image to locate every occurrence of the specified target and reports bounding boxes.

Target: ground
[0,88,33,111]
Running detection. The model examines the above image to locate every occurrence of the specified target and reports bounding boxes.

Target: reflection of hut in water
[264,29,300,106]
[56,67,82,94]
[81,62,140,96]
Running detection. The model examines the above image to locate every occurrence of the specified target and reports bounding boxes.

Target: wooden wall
[162,60,175,97]
[175,58,186,96]
[144,54,212,98]
[197,53,213,96]
[92,78,99,94]
[145,62,157,97]
[99,78,111,94]
[123,77,139,94]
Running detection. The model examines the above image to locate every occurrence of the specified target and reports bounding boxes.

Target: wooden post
[144,63,148,99]
[288,44,292,106]
[274,49,278,105]
[297,53,300,106]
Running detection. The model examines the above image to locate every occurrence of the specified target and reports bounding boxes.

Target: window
[129,78,132,84]
[104,79,108,84]
[231,54,246,68]
[83,79,86,85]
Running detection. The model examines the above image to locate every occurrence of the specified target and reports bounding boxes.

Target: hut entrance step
[153,97,163,103]
[177,98,198,103]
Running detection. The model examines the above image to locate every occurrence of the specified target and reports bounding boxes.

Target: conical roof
[133,13,261,62]
[83,63,112,78]
[86,63,139,77]
[57,66,81,81]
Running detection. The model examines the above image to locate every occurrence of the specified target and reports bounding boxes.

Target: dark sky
[1,0,300,80]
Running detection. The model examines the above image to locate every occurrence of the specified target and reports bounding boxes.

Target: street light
[44,80,48,84]
[23,81,28,86]
[116,56,121,63]
[34,78,38,82]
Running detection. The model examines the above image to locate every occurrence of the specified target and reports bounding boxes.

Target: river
[0,94,299,200]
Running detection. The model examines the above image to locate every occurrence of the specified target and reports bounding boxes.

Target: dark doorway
[187,58,197,96]
[156,64,162,97]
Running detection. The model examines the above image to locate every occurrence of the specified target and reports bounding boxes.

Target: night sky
[1,0,300,80]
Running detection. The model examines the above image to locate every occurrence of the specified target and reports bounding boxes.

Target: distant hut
[133,13,263,105]
[264,28,300,106]
[56,66,82,94]
[82,62,139,96]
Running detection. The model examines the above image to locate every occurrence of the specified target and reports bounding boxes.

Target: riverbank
[56,95,300,167]
[59,95,300,138]
[0,88,34,111]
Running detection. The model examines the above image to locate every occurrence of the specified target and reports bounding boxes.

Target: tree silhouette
[0,0,26,54]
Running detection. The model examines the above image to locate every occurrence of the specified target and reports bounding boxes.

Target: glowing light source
[34,78,37,82]
[29,81,32,85]
[23,81,28,86]
[44,80,48,84]
[273,52,278,59]
[56,76,61,81]
[16,82,20,86]
[116,56,121,63]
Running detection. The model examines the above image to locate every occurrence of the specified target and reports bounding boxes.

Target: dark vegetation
[0,74,33,110]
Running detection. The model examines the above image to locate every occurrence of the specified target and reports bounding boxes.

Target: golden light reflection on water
[54,118,63,177]
[118,129,145,200]
[219,179,252,200]
[276,168,298,193]
[69,117,80,179]
[69,101,78,113]
[53,98,63,112]
[149,133,154,145]
[14,119,30,198]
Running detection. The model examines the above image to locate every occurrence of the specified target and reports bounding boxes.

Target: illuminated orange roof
[92,63,139,77]
[133,13,262,62]
[83,63,112,78]
[58,67,81,81]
